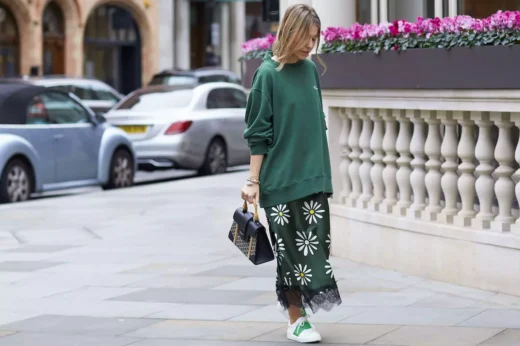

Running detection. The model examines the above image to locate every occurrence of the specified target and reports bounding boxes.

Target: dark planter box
[241,58,263,88]
[312,45,520,89]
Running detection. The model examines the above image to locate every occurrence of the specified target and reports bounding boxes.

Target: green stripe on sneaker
[293,320,312,337]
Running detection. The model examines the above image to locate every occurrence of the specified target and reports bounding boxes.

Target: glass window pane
[458,0,520,18]
[357,0,372,24]
[116,89,194,111]
[41,92,90,124]
[43,2,65,37]
[389,0,436,21]
[27,95,51,125]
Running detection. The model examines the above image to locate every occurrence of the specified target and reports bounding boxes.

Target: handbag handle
[242,200,259,222]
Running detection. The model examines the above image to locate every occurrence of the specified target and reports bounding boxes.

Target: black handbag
[228,201,275,265]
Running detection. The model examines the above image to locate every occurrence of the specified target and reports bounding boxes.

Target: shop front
[83,4,142,95]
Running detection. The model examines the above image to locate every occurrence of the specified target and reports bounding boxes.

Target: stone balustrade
[323,89,520,295]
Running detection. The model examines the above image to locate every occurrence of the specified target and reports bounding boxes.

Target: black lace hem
[276,281,342,314]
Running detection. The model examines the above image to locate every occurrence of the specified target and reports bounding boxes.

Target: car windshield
[115,89,194,112]
[149,75,197,86]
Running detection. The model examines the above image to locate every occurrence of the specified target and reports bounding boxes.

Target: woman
[241,4,342,343]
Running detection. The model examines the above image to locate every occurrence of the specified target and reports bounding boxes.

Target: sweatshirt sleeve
[243,88,273,155]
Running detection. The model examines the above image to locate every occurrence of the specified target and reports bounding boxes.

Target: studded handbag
[228,201,275,265]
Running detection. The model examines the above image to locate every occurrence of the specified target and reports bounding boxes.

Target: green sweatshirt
[243,51,333,208]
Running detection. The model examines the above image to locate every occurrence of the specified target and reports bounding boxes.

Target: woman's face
[294,24,319,61]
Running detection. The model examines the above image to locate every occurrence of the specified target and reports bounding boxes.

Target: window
[37,92,90,124]
[458,0,520,18]
[207,88,246,109]
[115,89,194,111]
[68,85,95,100]
[92,85,120,102]
[388,0,435,21]
[199,75,228,84]
[27,96,50,125]
[149,75,198,86]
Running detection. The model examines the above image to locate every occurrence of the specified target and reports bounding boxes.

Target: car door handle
[53,134,64,140]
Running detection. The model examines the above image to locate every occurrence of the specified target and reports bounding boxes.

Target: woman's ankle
[288,305,302,324]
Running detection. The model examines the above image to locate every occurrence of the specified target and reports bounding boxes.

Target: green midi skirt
[266,192,342,314]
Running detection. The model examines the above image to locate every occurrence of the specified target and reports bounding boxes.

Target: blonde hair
[272,4,326,73]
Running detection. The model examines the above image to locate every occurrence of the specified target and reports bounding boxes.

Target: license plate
[118,125,147,134]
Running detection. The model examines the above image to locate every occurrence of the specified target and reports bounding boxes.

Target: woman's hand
[241,183,259,205]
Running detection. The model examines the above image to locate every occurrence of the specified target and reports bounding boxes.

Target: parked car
[104,82,250,175]
[148,68,241,87]
[0,76,124,114]
[0,84,136,203]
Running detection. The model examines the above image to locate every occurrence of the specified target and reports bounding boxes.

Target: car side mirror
[95,112,107,123]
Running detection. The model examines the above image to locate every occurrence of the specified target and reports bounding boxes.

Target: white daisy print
[271,204,290,225]
[326,234,331,250]
[294,264,313,286]
[325,259,334,278]
[296,230,319,256]
[284,272,292,286]
[302,200,325,224]
[273,234,285,263]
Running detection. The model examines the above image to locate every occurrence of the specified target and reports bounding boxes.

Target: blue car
[0,84,136,203]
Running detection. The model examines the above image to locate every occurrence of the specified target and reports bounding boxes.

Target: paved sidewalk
[1,171,520,345]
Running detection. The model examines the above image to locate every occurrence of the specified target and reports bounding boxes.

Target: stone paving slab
[0,260,65,272]
[111,288,267,305]
[370,325,504,346]
[0,332,141,346]
[0,315,162,336]
[123,320,283,341]
[479,329,520,346]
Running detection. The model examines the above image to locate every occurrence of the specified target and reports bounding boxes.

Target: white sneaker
[287,316,321,343]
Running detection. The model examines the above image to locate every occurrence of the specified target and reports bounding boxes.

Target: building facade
[159,0,269,77]
[280,0,520,35]
[0,0,159,94]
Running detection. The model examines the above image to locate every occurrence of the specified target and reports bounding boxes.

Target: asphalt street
[1,170,520,345]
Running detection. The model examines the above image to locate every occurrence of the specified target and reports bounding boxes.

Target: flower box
[241,58,263,88]
[240,11,520,90]
[312,44,520,89]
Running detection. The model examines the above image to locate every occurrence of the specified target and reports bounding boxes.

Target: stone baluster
[408,110,427,219]
[491,112,515,232]
[359,109,374,208]
[454,112,476,227]
[339,108,352,204]
[424,111,443,221]
[369,109,385,211]
[512,113,520,234]
[381,109,398,214]
[394,110,413,217]
[472,111,495,229]
[347,109,362,207]
[439,112,459,224]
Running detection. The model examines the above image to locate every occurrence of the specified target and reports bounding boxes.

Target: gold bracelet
[247,177,260,184]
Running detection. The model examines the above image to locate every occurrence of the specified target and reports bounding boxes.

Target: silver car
[104,83,250,175]
[0,84,136,203]
[0,77,123,114]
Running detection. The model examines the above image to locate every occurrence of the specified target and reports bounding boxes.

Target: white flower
[302,200,325,224]
[273,234,285,263]
[326,234,331,251]
[284,272,292,286]
[271,204,290,225]
[325,259,334,278]
[296,230,319,256]
[294,264,312,285]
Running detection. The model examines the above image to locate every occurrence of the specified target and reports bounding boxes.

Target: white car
[104,82,251,175]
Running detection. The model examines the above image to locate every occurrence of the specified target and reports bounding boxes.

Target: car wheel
[102,148,134,190]
[0,159,33,204]
[198,138,227,176]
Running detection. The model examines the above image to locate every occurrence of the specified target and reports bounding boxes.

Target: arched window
[43,1,65,75]
[84,5,141,94]
[0,5,19,77]
[43,1,65,38]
